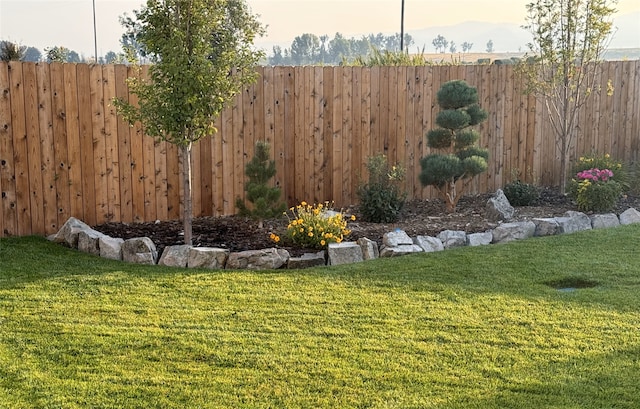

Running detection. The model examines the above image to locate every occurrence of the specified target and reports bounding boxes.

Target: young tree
[485,39,494,53]
[0,41,26,61]
[114,0,264,245]
[236,141,286,228]
[45,46,70,62]
[461,41,473,53]
[432,35,448,53]
[419,80,489,213]
[520,0,617,193]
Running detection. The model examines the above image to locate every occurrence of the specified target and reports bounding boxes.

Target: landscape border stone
[49,204,640,271]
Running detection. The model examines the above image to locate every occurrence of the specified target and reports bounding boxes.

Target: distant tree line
[267,32,415,65]
[0,40,127,64]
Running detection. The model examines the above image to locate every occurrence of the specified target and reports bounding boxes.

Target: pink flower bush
[576,168,614,182]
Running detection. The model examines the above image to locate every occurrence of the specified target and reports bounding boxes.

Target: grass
[1,227,639,408]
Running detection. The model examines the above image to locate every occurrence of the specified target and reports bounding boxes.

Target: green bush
[570,178,622,212]
[357,154,406,223]
[571,153,630,193]
[503,180,539,206]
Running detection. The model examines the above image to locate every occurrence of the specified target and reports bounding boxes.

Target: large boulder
[226,248,290,270]
[437,230,467,249]
[287,251,327,269]
[50,217,93,248]
[383,230,414,247]
[327,242,364,265]
[555,211,592,234]
[98,236,124,260]
[491,221,536,243]
[486,189,514,222]
[188,247,230,269]
[619,208,640,225]
[532,218,560,237]
[77,229,109,256]
[158,245,192,267]
[466,231,493,246]
[414,235,444,252]
[379,244,423,257]
[590,213,620,229]
[357,238,379,260]
[122,237,158,265]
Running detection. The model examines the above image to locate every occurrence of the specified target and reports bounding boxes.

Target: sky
[1,0,639,59]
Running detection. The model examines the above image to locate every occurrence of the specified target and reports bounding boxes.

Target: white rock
[590,213,620,229]
[382,230,413,247]
[99,236,124,260]
[122,237,158,265]
[466,231,493,246]
[327,242,363,265]
[158,245,192,267]
[357,238,379,260]
[188,247,229,269]
[413,235,444,252]
[491,221,536,243]
[379,244,424,257]
[619,208,640,225]
[437,230,467,249]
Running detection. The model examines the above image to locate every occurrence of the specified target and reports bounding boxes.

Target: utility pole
[400,0,405,52]
[92,0,98,62]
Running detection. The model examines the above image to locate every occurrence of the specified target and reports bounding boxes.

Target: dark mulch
[94,188,640,257]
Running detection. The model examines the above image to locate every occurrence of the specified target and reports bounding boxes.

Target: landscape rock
[590,213,620,229]
[327,242,363,265]
[226,248,290,270]
[158,245,191,267]
[379,244,424,257]
[188,247,230,269]
[98,236,124,260]
[486,189,514,221]
[413,235,444,252]
[382,230,414,247]
[491,221,536,243]
[466,231,493,246]
[77,229,108,256]
[532,218,560,236]
[437,230,467,249]
[555,211,592,234]
[287,251,326,269]
[619,208,640,225]
[122,237,158,265]
[357,237,379,260]
[50,217,93,248]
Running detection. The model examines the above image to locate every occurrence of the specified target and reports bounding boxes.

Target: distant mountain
[407,12,640,53]
[407,21,531,53]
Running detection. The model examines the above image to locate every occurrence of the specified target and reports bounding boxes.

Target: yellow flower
[301,201,307,206]
[605,153,610,158]
[350,215,356,221]
[299,228,304,233]
[320,240,326,246]
[308,232,313,237]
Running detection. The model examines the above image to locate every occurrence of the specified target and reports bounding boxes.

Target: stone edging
[48,207,640,271]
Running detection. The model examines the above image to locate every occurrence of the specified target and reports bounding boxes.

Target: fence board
[101,64,121,222]
[89,64,108,225]
[23,63,44,234]
[313,66,325,203]
[2,61,640,237]
[322,67,334,203]
[114,64,133,222]
[35,63,58,234]
[0,63,16,236]
[341,67,353,203]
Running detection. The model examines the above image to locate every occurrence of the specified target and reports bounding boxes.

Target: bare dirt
[94,188,640,257]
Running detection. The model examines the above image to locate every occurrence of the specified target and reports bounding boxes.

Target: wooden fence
[0,61,639,237]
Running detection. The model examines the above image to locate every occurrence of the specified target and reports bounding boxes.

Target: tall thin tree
[114,0,264,244]
[519,0,617,193]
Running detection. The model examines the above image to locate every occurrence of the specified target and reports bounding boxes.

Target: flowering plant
[575,168,613,182]
[569,166,622,212]
[271,201,355,249]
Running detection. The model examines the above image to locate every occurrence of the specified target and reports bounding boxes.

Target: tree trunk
[180,143,193,245]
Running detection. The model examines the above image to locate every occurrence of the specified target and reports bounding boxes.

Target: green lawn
[1,227,639,408]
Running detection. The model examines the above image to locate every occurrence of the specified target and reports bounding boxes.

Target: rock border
[48,202,640,271]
